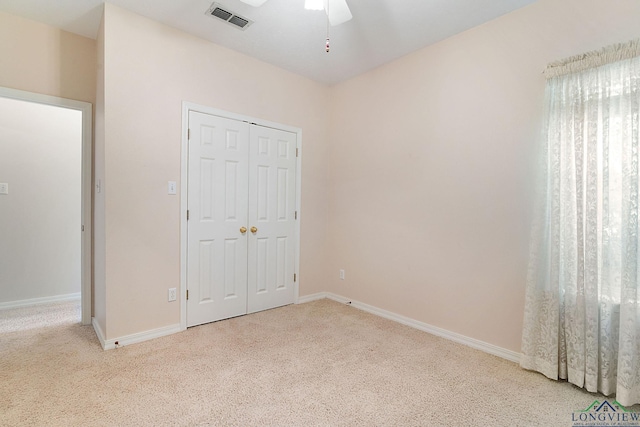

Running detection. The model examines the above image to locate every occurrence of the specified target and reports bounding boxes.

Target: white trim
[324,293,353,305]
[80,100,93,327]
[93,320,182,351]
[299,293,522,364]
[293,131,302,305]
[180,103,189,332]
[180,102,302,330]
[0,87,92,326]
[92,317,106,349]
[296,292,329,304]
[0,293,81,310]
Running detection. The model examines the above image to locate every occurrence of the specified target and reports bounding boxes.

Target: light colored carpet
[0,299,634,426]
[0,300,80,334]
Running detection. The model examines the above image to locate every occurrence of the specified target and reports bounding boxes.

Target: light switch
[0,183,8,195]
[168,181,177,195]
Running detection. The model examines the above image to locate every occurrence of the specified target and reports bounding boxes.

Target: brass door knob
[250,226,258,233]
[240,227,247,234]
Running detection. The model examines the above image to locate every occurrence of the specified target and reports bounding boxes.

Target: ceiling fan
[238,0,353,26]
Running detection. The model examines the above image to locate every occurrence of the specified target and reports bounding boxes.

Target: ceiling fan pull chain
[325,0,330,52]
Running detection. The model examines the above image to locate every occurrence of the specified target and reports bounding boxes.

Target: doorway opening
[0,87,92,326]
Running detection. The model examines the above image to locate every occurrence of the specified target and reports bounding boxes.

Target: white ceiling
[0,0,536,85]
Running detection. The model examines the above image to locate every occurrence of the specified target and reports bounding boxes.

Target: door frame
[0,86,93,325]
[180,102,302,330]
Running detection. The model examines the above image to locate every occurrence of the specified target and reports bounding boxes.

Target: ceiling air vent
[206,3,253,30]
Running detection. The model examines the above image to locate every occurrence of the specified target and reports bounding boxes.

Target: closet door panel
[247,125,297,313]
[187,112,249,327]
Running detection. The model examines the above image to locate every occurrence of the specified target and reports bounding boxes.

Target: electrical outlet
[168,287,177,302]
[339,269,345,280]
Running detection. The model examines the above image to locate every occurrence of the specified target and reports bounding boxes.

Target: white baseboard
[0,292,81,310]
[92,318,183,351]
[296,292,330,304]
[90,292,521,361]
[299,292,522,364]
[92,317,107,349]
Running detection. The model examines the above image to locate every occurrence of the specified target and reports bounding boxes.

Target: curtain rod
[544,39,640,79]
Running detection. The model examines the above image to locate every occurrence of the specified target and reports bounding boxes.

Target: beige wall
[0,11,96,104]
[0,98,82,303]
[327,0,640,353]
[98,4,330,339]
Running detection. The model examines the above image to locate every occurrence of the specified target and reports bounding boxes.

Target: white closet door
[187,112,249,327]
[247,125,297,313]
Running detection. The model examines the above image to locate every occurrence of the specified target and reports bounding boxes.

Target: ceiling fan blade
[239,0,269,6]
[325,0,352,26]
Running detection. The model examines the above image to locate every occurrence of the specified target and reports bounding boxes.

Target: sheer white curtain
[521,40,640,407]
